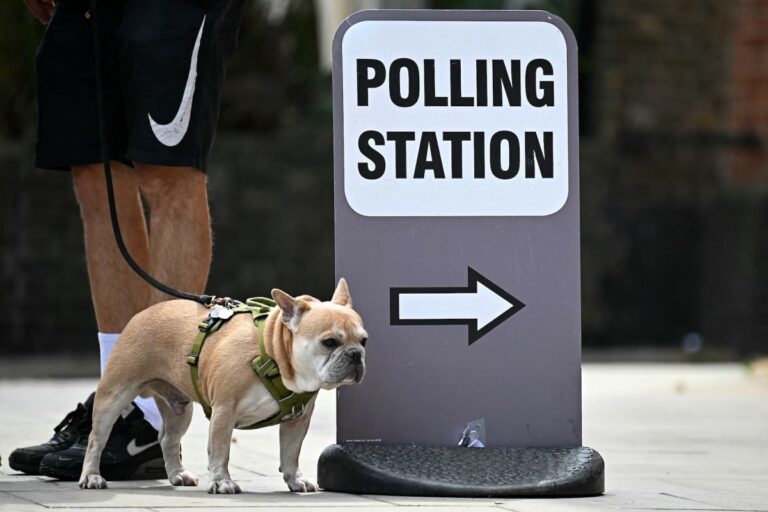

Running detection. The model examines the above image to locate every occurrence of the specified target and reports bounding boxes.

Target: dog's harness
[186,297,317,430]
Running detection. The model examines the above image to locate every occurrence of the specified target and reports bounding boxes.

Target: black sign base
[317,444,604,497]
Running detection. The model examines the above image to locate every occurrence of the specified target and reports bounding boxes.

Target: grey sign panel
[334,10,581,448]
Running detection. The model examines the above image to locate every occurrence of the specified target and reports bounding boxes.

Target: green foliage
[0,2,44,140]
[218,0,322,131]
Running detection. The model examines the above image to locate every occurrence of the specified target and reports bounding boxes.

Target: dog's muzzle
[326,347,366,385]
[345,347,365,382]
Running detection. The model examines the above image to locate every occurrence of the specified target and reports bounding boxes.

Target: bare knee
[73,164,107,211]
[135,164,207,205]
[73,162,140,215]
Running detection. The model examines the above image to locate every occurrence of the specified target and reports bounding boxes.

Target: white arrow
[390,267,525,344]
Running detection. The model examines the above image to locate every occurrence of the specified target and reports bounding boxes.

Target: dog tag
[210,305,234,320]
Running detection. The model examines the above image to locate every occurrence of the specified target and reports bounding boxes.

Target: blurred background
[1,0,767,375]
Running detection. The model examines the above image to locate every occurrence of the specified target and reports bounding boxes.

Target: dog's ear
[272,289,308,331]
[331,278,352,307]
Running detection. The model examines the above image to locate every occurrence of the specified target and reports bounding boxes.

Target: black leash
[90,0,215,306]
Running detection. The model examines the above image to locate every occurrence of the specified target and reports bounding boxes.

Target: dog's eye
[360,337,367,347]
[321,338,340,350]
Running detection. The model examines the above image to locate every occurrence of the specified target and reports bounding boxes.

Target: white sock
[98,332,163,432]
[98,332,120,374]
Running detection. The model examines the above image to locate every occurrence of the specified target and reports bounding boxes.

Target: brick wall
[727,0,768,184]
[581,0,768,354]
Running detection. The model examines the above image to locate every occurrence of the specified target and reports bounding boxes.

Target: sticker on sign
[341,19,569,217]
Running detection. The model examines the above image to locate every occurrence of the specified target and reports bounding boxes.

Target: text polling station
[341,19,570,217]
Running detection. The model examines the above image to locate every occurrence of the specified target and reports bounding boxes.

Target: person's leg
[72,162,162,430]
[72,162,150,332]
[135,164,212,303]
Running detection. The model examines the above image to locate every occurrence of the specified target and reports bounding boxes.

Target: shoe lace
[53,402,90,434]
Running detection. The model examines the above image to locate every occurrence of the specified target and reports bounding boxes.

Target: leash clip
[208,296,238,308]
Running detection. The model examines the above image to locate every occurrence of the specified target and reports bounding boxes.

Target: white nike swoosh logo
[148,16,206,147]
[126,439,159,457]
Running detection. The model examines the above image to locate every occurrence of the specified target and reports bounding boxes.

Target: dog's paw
[285,474,319,493]
[207,478,241,494]
[169,470,199,487]
[79,474,108,490]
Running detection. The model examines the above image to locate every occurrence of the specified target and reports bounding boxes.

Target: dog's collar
[187,297,317,430]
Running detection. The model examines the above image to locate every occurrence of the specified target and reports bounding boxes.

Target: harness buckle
[254,356,276,375]
[279,401,306,422]
[186,353,200,366]
[281,404,299,421]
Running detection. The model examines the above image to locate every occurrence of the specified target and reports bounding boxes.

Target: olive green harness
[186,297,317,430]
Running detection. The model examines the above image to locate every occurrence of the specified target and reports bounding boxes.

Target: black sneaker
[8,393,95,475]
[39,402,166,481]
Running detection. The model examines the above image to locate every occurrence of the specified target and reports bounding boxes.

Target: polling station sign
[334,10,582,449]
[323,11,604,497]
[342,14,569,216]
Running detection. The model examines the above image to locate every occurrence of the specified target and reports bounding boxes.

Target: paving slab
[1,364,766,510]
[363,495,510,506]
[0,491,54,512]
[12,486,386,509]
[147,508,507,512]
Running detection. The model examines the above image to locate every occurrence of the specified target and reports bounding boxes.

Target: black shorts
[35,0,243,172]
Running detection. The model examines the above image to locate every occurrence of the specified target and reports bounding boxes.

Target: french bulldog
[78,279,366,494]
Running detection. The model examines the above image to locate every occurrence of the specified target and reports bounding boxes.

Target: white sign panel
[342,20,569,217]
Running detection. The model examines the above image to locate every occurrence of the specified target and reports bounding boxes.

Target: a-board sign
[334,10,581,448]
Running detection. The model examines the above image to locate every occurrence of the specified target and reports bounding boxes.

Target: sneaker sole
[39,457,167,482]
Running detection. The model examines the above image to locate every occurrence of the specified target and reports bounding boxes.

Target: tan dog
[78,279,366,493]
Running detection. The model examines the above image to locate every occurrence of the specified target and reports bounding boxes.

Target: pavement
[1,363,766,511]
